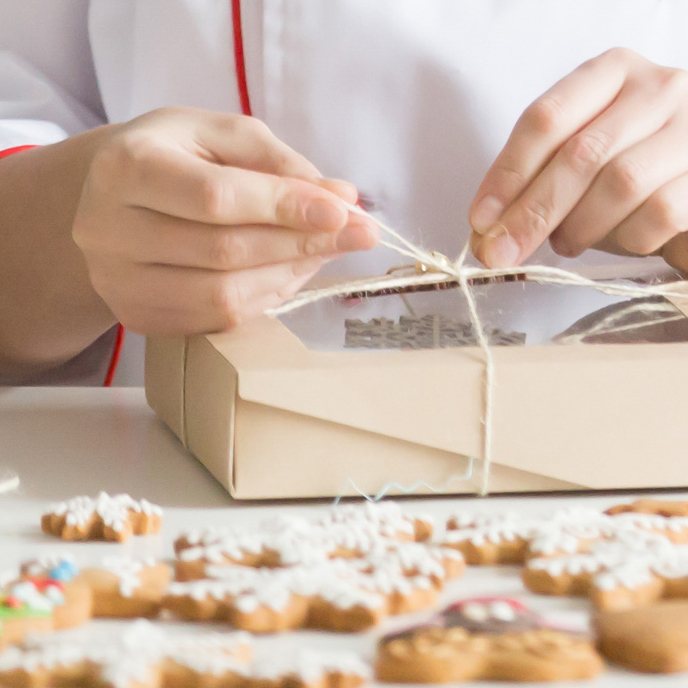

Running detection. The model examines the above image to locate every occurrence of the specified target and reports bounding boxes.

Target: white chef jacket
[1,0,685,385]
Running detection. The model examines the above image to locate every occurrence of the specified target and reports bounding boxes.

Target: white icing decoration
[489,600,518,621]
[462,602,490,622]
[175,502,431,573]
[0,621,368,685]
[45,492,162,533]
[98,556,163,597]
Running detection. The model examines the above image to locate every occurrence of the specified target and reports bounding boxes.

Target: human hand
[470,48,688,273]
[73,108,378,335]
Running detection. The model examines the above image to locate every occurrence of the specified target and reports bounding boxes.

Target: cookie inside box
[279,277,688,351]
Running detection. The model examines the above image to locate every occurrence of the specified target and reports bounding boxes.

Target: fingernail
[336,225,378,252]
[471,196,504,234]
[306,198,346,231]
[481,225,520,268]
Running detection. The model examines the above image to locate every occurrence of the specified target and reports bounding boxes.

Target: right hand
[73,107,378,335]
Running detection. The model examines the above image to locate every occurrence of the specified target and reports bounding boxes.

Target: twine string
[267,202,688,498]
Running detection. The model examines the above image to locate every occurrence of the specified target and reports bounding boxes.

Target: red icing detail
[26,577,62,592]
[231,0,253,117]
[0,144,38,160]
[444,597,530,613]
[5,596,22,609]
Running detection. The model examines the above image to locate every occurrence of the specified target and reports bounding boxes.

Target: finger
[661,231,688,274]
[130,269,318,336]
[104,207,378,270]
[193,113,365,205]
[107,143,351,233]
[105,256,323,332]
[315,178,360,204]
[601,172,688,256]
[191,112,324,180]
[475,76,685,268]
[470,48,638,233]
[550,115,688,257]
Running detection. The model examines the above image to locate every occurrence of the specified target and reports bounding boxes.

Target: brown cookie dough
[41,492,162,542]
[0,620,370,688]
[376,598,603,683]
[595,601,688,673]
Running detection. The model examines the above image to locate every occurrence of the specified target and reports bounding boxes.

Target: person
[2,0,688,385]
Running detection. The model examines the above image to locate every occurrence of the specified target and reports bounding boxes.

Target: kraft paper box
[145,274,688,500]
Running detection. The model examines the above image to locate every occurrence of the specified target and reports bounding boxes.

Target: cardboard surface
[145,286,688,499]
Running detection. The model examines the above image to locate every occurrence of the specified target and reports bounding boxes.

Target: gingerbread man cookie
[375,598,603,683]
[0,620,369,688]
[7,554,170,632]
[0,556,92,646]
[0,580,55,648]
[41,492,162,542]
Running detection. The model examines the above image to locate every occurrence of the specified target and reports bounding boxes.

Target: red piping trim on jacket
[1,143,124,387]
[0,144,38,160]
[103,324,125,387]
[232,0,253,117]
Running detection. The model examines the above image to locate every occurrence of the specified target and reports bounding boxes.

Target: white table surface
[1,386,687,687]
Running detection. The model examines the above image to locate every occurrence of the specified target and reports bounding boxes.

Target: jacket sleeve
[0,49,104,150]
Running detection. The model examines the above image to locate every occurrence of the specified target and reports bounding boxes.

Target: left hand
[470,48,688,273]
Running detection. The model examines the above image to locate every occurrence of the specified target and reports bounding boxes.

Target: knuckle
[237,114,272,138]
[208,233,248,270]
[114,130,161,168]
[198,175,228,221]
[91,131,161,184]
[562,130,613,173]
[660,67,688,96]
[519,199,552,239]
[211,278,246,320]
[491,164,527,197]
[605,156,645,198]
[549,233,581,258]
[299,232,330,257]
[522,96,565,135]
[601,46,639,66]
[647,192,683,233]
[621,235,656,256]
[273,180,298,226]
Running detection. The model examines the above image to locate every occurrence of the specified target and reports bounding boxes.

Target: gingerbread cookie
[0,557,93,646]
[165,542,461,633]
[174,503,435,581]
[523,528,688,610]
[17,556,92,631]
[0,580,55,648]
[594,600,688,673]
[41,492,163,542]
[375,598,603,683]
[15,554,170,623]
[440,508,622,565]
[0,620,369,688]
[442,505,688,566]
[74,556,170,618]
[605,499,688,542]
